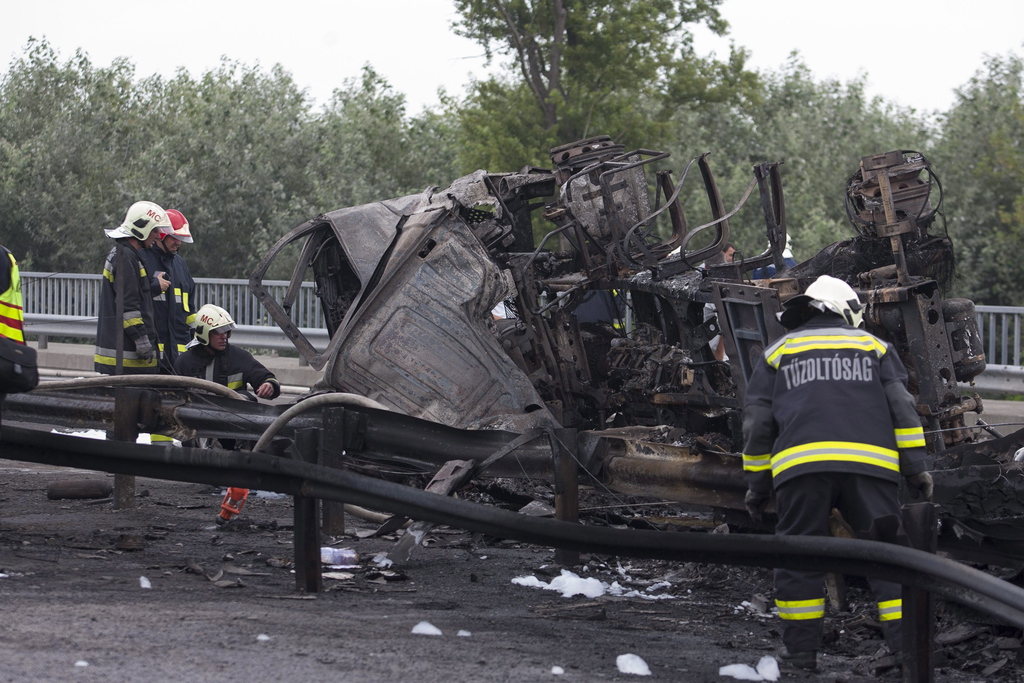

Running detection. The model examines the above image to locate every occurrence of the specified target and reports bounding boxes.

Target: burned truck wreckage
[6,138,1024,567]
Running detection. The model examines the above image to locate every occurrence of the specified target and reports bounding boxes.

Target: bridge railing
[977,305,1023,367]
[17,273,1024,391]
[21,272,324,327]
[19,272,328,351]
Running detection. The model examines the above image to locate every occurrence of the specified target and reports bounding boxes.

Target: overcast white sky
[1,0,1021,115]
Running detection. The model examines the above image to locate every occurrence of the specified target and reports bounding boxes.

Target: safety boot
[778,647,817,671]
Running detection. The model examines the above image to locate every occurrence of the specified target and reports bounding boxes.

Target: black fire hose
[5,424,1024,629]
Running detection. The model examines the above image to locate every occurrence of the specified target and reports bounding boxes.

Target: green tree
[451,0,755,170]
[0,38,151,272]
[312,66,459,208]
[135,59,319,278]
[931,53,1024,304]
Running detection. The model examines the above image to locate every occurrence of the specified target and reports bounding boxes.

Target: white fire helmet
[105,201,173,241]
[191,304,236,346]
[779,275,864,328]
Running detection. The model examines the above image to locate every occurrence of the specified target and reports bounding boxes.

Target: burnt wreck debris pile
[5,137,1024,678]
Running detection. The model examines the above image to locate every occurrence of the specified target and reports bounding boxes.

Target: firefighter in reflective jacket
[741,275,933,671]
[141,208,197,372]
[95,202,172,374]
[0,245,25,344]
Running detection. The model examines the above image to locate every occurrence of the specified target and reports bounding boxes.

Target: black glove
[135,335,155,361]
[906,471,934,501]
[745,489,770,523]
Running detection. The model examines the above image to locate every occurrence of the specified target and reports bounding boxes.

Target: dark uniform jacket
[173,344,280,399]
[94,240,158,374]
[742,314,928,495]
[140,244,197,370]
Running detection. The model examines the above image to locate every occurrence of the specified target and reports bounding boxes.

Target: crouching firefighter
[174,304,280,401]
[741,275,933,671]
[174,304,281,524]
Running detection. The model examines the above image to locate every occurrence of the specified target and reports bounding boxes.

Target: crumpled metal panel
[322,193,430,284]
[324,207,555,431]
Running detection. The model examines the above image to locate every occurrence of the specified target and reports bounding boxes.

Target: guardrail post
[902,502,937,683]
[552,428,580,566]
[112,388,139,509]
[292,427,322,593]
[320,408,347,536]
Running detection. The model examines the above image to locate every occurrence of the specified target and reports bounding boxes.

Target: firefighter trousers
[774,472,905,653]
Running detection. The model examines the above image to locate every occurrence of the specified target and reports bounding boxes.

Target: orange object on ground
[217,487,249,523]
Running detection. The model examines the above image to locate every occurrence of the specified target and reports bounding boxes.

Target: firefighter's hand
[907,471,934,501]
[745,489,770,523]
[256,381,275,399]
[135,335,155,361]
[156,271,170,293]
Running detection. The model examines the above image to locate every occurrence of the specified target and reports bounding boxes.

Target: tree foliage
[0,39,149,273]
[311,66,458,210]
[931,54,1024,304]
[1,33,1022,307]
[451,0,757,170]
[0,42,457,277]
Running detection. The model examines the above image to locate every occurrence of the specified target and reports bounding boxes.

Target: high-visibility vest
[0,248,25,344]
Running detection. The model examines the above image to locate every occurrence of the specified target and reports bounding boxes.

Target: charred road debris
[5,139,1024,621]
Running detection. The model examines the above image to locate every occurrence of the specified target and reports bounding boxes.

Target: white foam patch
[719,656,779,682]
[616,653,651,676]
[411,621,443,636]
[512,569,677,601]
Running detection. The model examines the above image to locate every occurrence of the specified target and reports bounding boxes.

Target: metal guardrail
[20,271,329,352]
[17,274,1024,393]
[21,271,324,327]
[977,305,1024,366]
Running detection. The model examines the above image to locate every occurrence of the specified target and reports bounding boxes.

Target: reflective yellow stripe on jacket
[742,452,771,472]
[895,427,925,449]
[878,599,902,621]
[766,333,887,369]
[771,441,900,477]
[776,598,825,621]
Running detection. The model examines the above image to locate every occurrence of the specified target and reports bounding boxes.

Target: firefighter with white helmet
[175,304,280,525]
[141,208,197,372]
[94,201,173,374]
[173,304,280,400]
[741,274,933,670]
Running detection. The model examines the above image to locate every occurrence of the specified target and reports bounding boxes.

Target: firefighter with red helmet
[141,208,197,372]
[94,201,172,374]
[742,275,933,670]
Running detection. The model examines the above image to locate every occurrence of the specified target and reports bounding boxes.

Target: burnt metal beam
[903,503,937,683]
[553,428,580,566]
[292,428,323,593]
